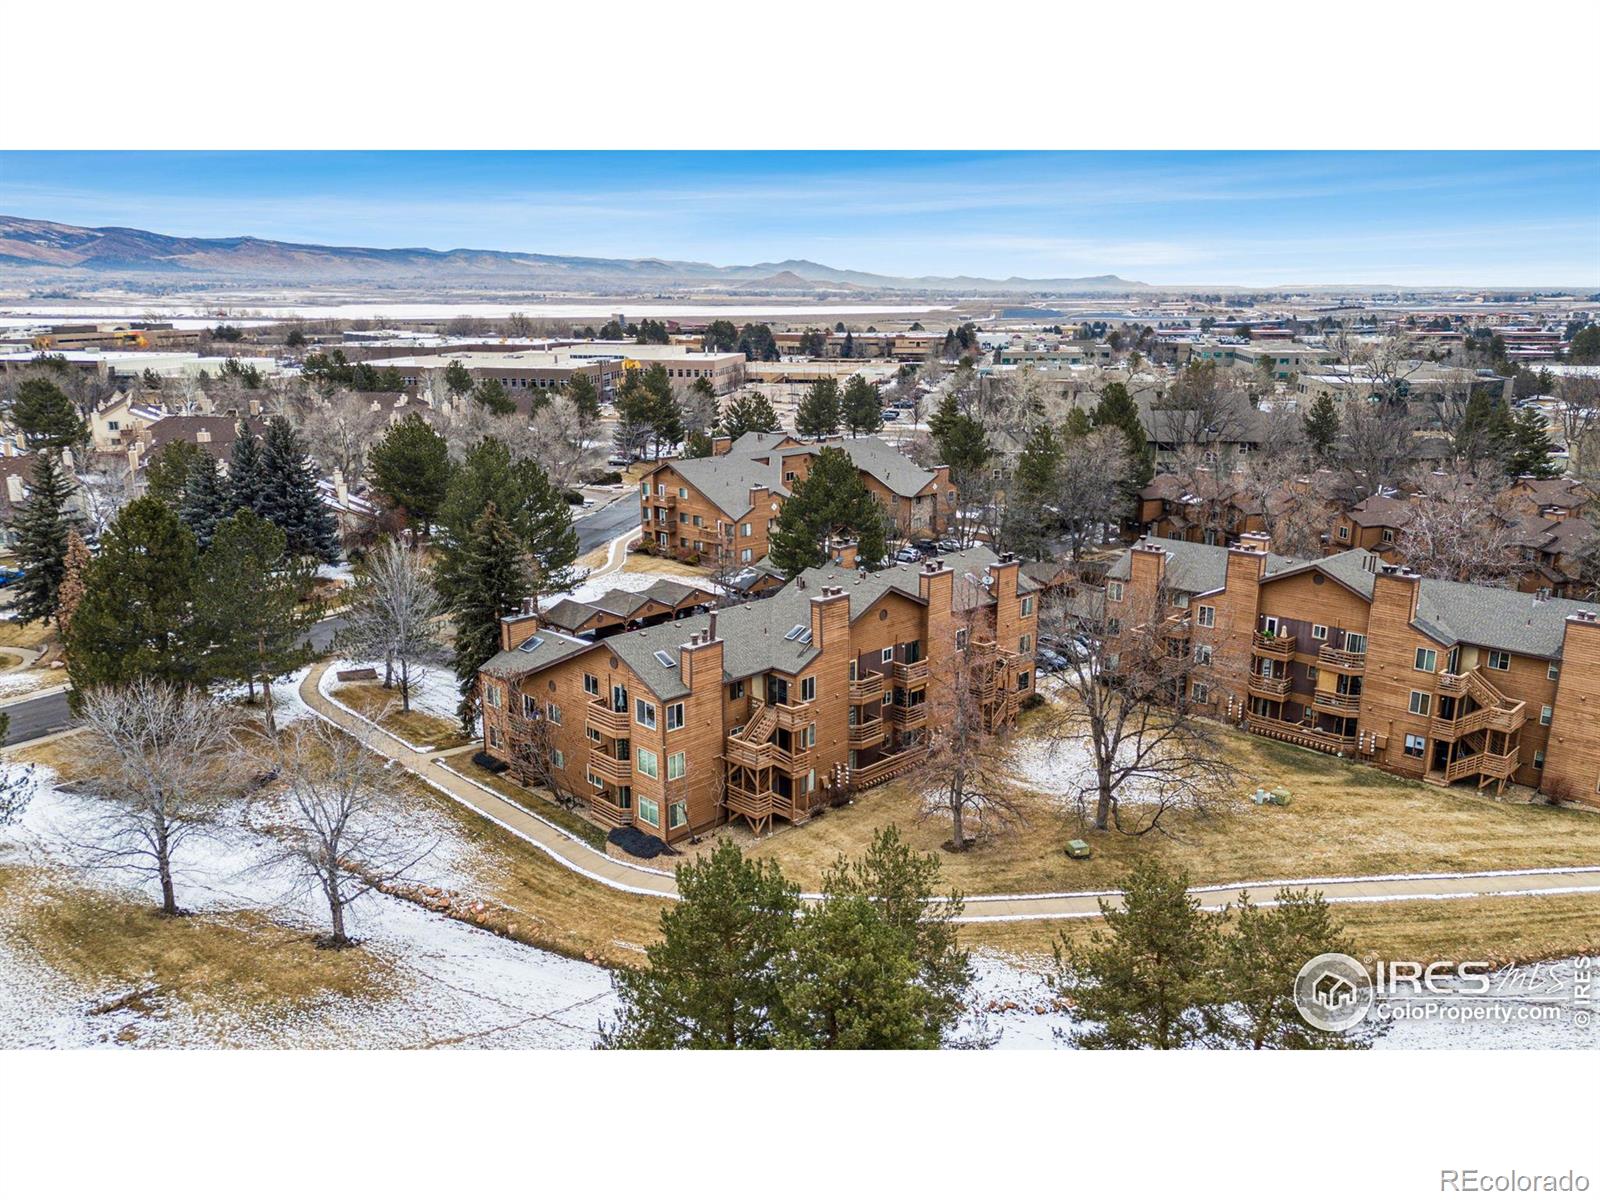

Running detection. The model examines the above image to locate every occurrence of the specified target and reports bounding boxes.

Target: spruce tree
[1503,405,1559,479]
[258,416,340,562]
[195,508,316,731]
[65,497,201,695]
[683,429,714,458]
[1055,861,1226,1049]
[795,377,841,438]
[143,440,207,508]
[1091,381,1155,487]
[1002,424,1064,560]
[447,503,531,732]
[367,412,452,539]
[768,446,889,575]
[1303,392,1341,462]
[227,419,268,516]
[929,393,990,476]
[10,451,78,628]
[600,841,799,1049]
[178,454,232,552]
[720,392,779,439]
[563,372,602,427]
[10,378,86,449]
[472,378,516,415]
[841,374,883,436]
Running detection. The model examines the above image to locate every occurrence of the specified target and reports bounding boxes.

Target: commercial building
[477,547,1040,843]
[1104,535,1600,802]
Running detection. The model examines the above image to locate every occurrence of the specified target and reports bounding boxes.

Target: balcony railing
[1317,645,1367,673]
[1444,749,1519,783]
[848,671,884,705]
[1247,714,1357,755]
[1430,703,1526,741]
[587,700,630,737]
[588,749,632,786]
[892,659,930,686]
[771,701,814,733]
[1312,689,1363,715]
[1252,630,1297,658]
[851,744,928,789]
[848,717,884,747]
[1247,673,1291,698]
[884,701,929,728]
[724,783,777,820]
[589,789,632,827]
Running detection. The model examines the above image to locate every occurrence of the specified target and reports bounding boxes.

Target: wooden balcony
[1317,645,1367,673]
[851,744,928,789]
[771,701,814,733]
[1443,748,1519,784]
[1246,673,1291,699]
[724,783,777,822]
[848,716,884,747]
[1431,702,1526,741]
[587,700,630,737]
[588,749,632,786]
[884,701,929,729]
[1247,715,1357,755]
[892,659,930,686]
[589,788,632,827]
[723,736,772,770]
[1436,672,1468,696]
[1252,630,1297,659]
[848,671,884,705]
[1312,689,1363,715]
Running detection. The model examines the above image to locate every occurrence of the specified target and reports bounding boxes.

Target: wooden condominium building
[640,431,955,566]
[1105,535,1600,803]
[477,547,1040,844]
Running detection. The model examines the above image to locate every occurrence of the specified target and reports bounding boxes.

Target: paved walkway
[300,662,1600,922]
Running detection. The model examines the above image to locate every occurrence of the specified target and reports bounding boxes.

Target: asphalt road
[0,500,634,747]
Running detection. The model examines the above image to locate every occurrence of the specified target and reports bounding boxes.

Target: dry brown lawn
[0,864,395,1020]
[332,680,469,749]
[731,721,1600,898]
[2,619,57,651]
[617,551,714,580]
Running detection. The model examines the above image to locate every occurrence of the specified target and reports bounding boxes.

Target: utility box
[1066,839,1092,859]
[1267,788,1291,806]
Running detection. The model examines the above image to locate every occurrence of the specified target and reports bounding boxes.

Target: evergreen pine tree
[10,451,78,628]
[177,454,233,552]
[143,440,207,508]
[1055,861,1226,1049]
[720,392,779,439]
[447,502,531,732]
[10,378,87,449]
[563,372,602,426]
[65,497,201,695]
[1503,405,1559,479]
[1303,392,1341,461]
[367,411,452,539]
[600,841,800,1049]
[795,377,841,438]
[1002,424,1064,560]
[472,378,516,415]
[768,446,889,575]
[227,419,268,515]
[841,374,883,436]
[258,415,340,562]
[1091,382,1155,487]
[929,394,990,476]
[195,508,317,731]
[683,429,714,458]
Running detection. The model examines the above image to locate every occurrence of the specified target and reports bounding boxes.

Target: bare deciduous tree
[340,538,446,710]
[76,682,245,915]
[1554,373,1600,481]
[1334,398,1415,503]
[1041,580,1236,835]
[1394,469,1523,585]
[1054,427,1132,560]
[262,720,434,948]
[525,395,601,492]
[74,455,133,538]
[294,387,386,484]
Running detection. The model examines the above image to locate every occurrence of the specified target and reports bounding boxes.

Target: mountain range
[0,215,1147,295]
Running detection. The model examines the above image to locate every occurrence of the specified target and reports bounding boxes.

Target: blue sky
[1,151,1595,286]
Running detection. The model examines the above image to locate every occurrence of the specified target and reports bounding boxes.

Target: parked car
[0,566,24,587]
[881,408,901,421]
[935,538,962,553]
[1035,648,1069,672]
[894,547,922,564]
[910,538,938,554]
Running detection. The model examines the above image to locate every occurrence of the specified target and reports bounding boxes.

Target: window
[801,723,816,749]
[1487,650,1511,671]
[1549,663,1560,681]
[551,748,565,769]
[1344,632,1366,653]
[1194,644,1213,666]
[1191,682,1210,703]
[1414,648,1437,673]
[955,627,968,650]
[1107,581,1125,602]
[729,681,745,701]
[800,676,816,702]
[1533,750,1545,770]
[740,548,752,563]
[586,727,601,742]
[636,795,660,826]
[635,748,659,779]
[740,522,752,537]
[1019,633,1032,653]
[1107,618,1121,635]
[1021,595,1035,617]
[583,673,599,696]
[522,693,539,719]
[1018,670,1031,691]
[1311,624,1328,641]
[881,647,893,664]
[653,650,676,669]
[1196,606,1215,628]
[1540,705,1552,726]
[667,751,685,780]
[677,487,687,499]
[488,726,503,749]
[635,699,656,729]
[1403,733,1426,758]
[668,801,687,829]
[546,701,562,724]
[1381,529,1395,543]
[484,683,503,708]
[666,702,684,731]
[1408,690,1431,717]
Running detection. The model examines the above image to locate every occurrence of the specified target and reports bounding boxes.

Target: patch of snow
[0,673,62,702]
[543,570,720,610]
[320,657,469,747]
[315,561,356,585]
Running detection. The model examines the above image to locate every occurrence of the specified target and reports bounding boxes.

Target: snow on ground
[214,662,321,730]
[0,767,615,1049]
[321,656,467,740]
[545,570,721,610]
[0,672,60,702]
[315,561,356,585]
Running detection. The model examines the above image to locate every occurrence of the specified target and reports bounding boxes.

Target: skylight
[653,650,677,668]
[518,635,545,652]
[783,624,807,641]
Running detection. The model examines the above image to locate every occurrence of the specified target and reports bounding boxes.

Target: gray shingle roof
[479,628,598,680]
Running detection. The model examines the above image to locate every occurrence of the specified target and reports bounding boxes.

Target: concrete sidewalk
[300,661,1600,922]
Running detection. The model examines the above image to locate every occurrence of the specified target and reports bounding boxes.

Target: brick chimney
[498,596,541,651]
